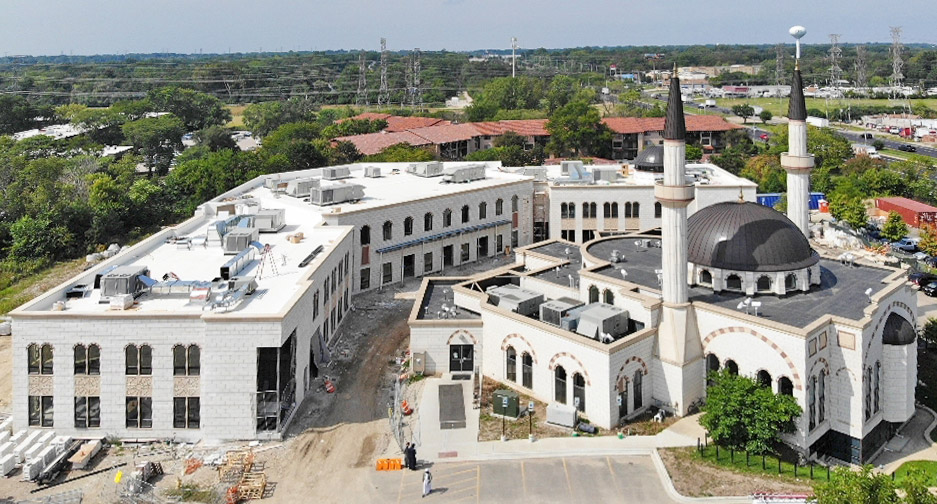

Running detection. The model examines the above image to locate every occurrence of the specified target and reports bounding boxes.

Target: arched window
[555,366,567,404]
[808,376,817,430]
[654,202,662,218]
[29,344,54,375]
[522,353,533,389]
[785,273,797,290]
[496,198,504,216]
[404,217,414,236]
[567,202,575,218]
[874,361,881,413]
[582,203,590,218]
[173,345,186,375]
[443,209,452,228]
[188,345,200,375]
[778,376,793,396]
[725,359,738,375]
[624,202,633,218]
[424,212,433,232]
[700,270,712,285]
[757,370,772,388]
[74,344,100,375]
[603,289,614,304]
[632,203,640,217]
[588,285,599,303]
[512,195,519,212]
[573,373,586,412]
[479,202,487,220]
[382,221,393,241]
[726,274,742,291]
[561,203,569,219]
[706,354,720,387]
[360,225,370,246]
[506,347,517,382]
[125,344,152,375]
[589,202,596,218]
[818,371,826,423]
[756,275,772,292]
[633,370,643,409]
[864,366,872,421]
[461,205,470,223]
[604,202,618,218]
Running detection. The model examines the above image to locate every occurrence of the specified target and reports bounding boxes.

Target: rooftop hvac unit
[521,167,548,181]
[539,297,584,327]
[322,166,351,180]
[285,178,320,198]
[576,303,629,341]
[560,160,584,176]
[254,209,286,232]
[99,266,151,302]
[309,182,364,206]
[486,284,544,316]
[406,161,444,177]
[364,166,382,178]
[442,164,486,183]
[592,167,620,183]
[223,228,259,254]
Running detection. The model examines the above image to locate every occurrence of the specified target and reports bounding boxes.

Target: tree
[921,318,937,349]
[121,115,186,176]
[363,143,435,163]
[6,213,73,261]
[882,211,908,242]
[740,155,786,193]
[700,370,801,454]
[195,126,237,152]
[759,110,773,124]
[920,225,937,256]
[146,87,231,132]
[873,139,886,151]
[0,95,40,135]
[243,98,320,138]
[731,104,755,123]
[813,464,937,504]
[546,99,612,157]
[685,144,703,162]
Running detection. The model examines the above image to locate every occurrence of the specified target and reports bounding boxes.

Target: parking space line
[606,456,624,494]
[562,458,573,498]
[443,476,479,489]
[434,467,478,479]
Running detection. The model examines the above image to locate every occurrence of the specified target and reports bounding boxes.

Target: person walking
[408,444,418,470]
[403,443,412,469]
[422,468,432,498]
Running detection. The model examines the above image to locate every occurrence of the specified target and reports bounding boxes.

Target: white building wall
[409,325,482,376]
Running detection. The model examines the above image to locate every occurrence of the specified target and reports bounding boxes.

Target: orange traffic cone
[325,380,336,393]
[401,400,413,415]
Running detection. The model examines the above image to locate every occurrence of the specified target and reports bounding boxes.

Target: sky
[1,0,934,56]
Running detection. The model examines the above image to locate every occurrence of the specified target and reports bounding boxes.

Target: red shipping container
[875,197,937,228]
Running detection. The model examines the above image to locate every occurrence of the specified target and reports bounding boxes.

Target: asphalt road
[834,129,937,159]
[381,455,680,503]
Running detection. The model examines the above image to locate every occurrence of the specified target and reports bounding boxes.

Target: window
[625,202,633,218]
[324,277,330,302]
[874,361,881,413]
[700,270,712,285]
[28,396,54,427]
[808,376,817,430]
[74,396,100,428]
[496,234,503,253]
[461,205,470,223]
[561,203,569,219]
[757,370,772,388]
[424,252,433,273]
[725,359,738,375]
[360,268,370,290]
[506,347,517,382]
[864,367,872,421]
[522,353,533,389]
[582,202,596,218]
[779,377,794,396]
[633,370,643,410]
[331,269,337,293]
[582,230,595,242]
[383,221,393,241]
[443,209,452,227]
[566,202,576,218]
[573,373,586,412]
[404,217,414,236]
[555,366,567,404]
[126,396,152,428]
[360,225,370,245]
[125,344,152,375]
[28,344,54,375]
[512,230,518,248]
[424,213,434,232]
[706,354,720,387]
[174,397,200,429]
[654,202,662,218]
[496,198,504,216]
[756,275,772,292]
[632,203,640,217]
[74,344,100,375]
[588,285,599,303]
[603,289,614,304]
[512,195,519,212]
[604,202,618,218]
[461,243,470,262]
[382,262,393,284]
[173,345,201,376]
[819,371,826,423]
[479,202,487,220]
[313,290,320,319]
[785,274,797,290]
[725,274,742,291]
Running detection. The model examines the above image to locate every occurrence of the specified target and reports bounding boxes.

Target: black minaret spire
[664,64,686,140]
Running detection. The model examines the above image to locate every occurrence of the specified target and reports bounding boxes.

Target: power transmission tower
[404,51,414,106]
[889,26,905,99]
[511,37,518,78]
[854,45,868,90]
[413,48,423,110]
[827,34,843,90]
[775,44,784,87]
[356,50,368,106]
[378,38,389,106]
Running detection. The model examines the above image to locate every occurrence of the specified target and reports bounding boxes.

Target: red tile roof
[409,123,480,144]
[333,130,432,156]
[602,115,741,134]
[340,113,449,132]
[472,119,550,137]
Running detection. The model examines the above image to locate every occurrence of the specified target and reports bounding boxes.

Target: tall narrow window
[74,345,86,376]
[461,205,470,223]
[512,195,519,212]
[818,371,826,423]
[126,345,152,375]
[479,202,487,220]
[173,345,186,376]
[588,285,599,303]
[633,370,643,409]
[864,367,872,421]
[360,225,370,245]
[554,366,567,404]
[506,347,517,382]
[496,198,504,216]
[424,212,433,232]
[561,203,569,219]
[808,376,817,430]
[443,209,452,227]
[404,217,414,236]
[874,361,881,414]
[174,397,200,429]
[603,289,614,304]
[654,202,662,218]
[29,396,54,427]
[632,202,640,217]
[28,344,41,374]
[126,397,153,428]
[522,353,533,389]
[383,221,393,241]
[573,373,586,412]
[74,396,100,428]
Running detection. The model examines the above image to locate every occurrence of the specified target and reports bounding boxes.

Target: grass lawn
[226,104,247,128]
[693,444,831,483]
[0,259,88,315]
[892,460,937,485]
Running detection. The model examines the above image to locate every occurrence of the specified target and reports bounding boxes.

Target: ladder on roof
[257,244,278,279]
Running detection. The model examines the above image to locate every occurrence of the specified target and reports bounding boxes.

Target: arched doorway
[573,373,586,412]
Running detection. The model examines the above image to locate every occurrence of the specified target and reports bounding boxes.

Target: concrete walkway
[872,406,937,473]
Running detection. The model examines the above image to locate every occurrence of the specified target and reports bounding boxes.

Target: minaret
[781,60,814,238]
[654,65,703,416]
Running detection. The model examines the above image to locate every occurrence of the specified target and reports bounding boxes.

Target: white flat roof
[534,162,756,188]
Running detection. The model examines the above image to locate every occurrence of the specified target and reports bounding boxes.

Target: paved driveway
[381,455,679,503]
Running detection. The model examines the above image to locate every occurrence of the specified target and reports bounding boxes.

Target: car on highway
[897,144,917,152]
[909,272,937,286]
[922,281,937,297]
[860,133,874,140]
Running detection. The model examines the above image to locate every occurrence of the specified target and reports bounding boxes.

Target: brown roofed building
[602,115,741,160]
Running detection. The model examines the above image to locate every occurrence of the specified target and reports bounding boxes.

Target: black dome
[634,145,664,173]
[687,201,819,272]
[882,313,916,345]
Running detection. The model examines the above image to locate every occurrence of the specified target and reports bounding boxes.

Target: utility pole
[378,38,389,106]
[356,50,368,106]
[405,51,414,107]
[511,37,518,78]
[889,26,905,100]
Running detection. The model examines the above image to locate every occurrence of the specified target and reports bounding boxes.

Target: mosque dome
[633,145,664,173]
[687,201,819,273]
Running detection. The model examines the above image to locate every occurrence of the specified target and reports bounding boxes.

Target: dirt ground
[659,447,815,498]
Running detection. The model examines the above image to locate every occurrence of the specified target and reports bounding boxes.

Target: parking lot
[376,455,681,504]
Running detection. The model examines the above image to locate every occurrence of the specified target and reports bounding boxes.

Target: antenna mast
[378,38,389,106]
[827,34,842,91]
[413,48,423,110]
[889,26,905,100]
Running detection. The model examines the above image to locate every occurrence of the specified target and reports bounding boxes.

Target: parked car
[909,272,937,286]
[893,238,920,253]
[860,133,874,140]
[897,144,917,152]
[926,256,937,268]
[923,281,937,297]
[914,251,930,261]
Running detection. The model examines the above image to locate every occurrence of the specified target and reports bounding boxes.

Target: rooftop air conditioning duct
[223,228,259,255]
[309,182,364,206]
[486,285,544,316]
[442,164,486,183]
[538,297,584,327]
[406,161,444,177]
[364,166,382,178]
[254,209,286,233]
[285,178,320,198]
[576,303,629,341]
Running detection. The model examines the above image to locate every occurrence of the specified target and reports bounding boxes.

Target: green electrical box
[492,389,520,418]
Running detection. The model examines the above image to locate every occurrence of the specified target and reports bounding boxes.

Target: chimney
[781,60,815,238]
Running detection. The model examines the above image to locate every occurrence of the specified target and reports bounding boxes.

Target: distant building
[874,197,937,228]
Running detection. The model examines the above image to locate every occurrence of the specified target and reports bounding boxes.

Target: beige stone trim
[74,375,100,396]
[173,376,201,397]
[126,376,152,396]
[780,152,815,171]
[28,376,53,396]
